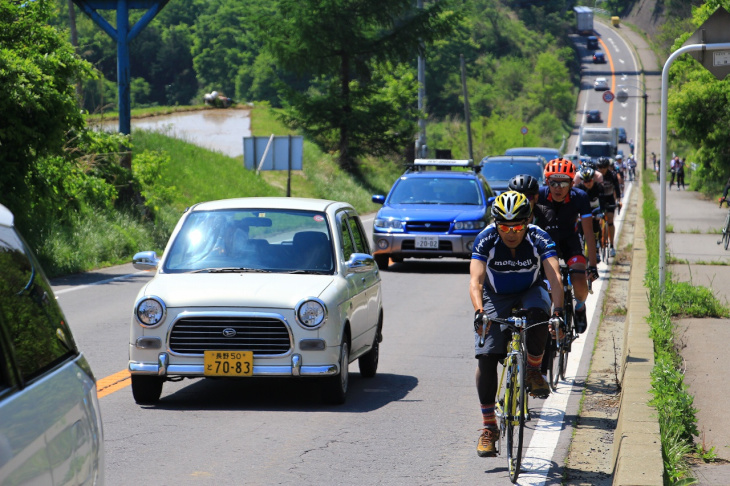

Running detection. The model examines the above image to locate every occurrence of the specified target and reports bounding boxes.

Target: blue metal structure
[73,0,170,135]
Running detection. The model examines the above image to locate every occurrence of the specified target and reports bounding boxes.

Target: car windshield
[163,209,335,274]
[388,177,483,205]
[481,161,544,183]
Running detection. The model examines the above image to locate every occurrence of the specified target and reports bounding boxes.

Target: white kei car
[129,197,383,405]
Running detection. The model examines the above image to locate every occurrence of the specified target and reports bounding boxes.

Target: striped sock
[481,403,497,427]
[527,352,543,371]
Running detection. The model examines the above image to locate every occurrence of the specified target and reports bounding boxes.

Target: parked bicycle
[478,309,562,483]
[717,197,730,250]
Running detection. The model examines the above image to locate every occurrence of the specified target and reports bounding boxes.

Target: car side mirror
[133,251,160,271]
[372,195,385,204]
[346,253,376,274]
[487,196,496,207]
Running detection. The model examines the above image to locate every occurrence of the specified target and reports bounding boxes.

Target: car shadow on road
[145,372,418,412]
[386,260,470,274]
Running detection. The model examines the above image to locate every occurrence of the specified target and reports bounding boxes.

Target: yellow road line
[599,37,616,127]
[96,369,131,399]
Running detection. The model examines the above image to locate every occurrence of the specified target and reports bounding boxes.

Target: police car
[371,159,494,269]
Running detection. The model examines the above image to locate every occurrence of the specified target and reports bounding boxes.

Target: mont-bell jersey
[472,224,557,295]
[537,185,593,242]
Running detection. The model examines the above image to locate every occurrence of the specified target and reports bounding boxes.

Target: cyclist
[720,176,730,205]
[470,191,564,457]
[627,155,637,181]
[508,174,544,226]
[595,157,622,256]
[537,158,598,334]
[574,166,604,264]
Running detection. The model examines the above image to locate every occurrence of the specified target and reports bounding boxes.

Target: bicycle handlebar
[478,314,561,347]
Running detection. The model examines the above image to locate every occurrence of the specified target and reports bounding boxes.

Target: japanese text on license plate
[204,351,253,376]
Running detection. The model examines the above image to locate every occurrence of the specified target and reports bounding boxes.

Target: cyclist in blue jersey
[470,191,564,457]
[538,158,598,334]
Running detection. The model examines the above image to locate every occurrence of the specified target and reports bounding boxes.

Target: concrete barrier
[611,184,664,485]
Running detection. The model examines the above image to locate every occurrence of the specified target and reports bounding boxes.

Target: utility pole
[416,0,427,159]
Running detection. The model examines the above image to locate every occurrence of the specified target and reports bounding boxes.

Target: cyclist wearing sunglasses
[595,157,622,256]
[575,166,604,262]
[537,158,598,334]
[470,191,564,457]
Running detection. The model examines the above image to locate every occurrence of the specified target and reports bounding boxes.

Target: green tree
[253,0,461,170]
[0,0,94,213]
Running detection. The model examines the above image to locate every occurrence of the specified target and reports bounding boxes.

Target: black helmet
[596,157,611,168]
[508,174,540,196]
[578,166,596,181]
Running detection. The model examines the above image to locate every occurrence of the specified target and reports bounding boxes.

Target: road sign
[602,90,615,103]
[520,126,528,135]
[682,6,730,80]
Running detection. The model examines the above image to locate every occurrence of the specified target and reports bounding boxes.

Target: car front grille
[169,316,291,355]
[404,221,451,232]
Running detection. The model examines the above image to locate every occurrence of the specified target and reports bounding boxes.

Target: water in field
[98,109,251,159]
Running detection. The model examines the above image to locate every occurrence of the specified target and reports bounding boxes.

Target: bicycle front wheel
[546,336,559,391]
[559,302,574,381]
[723,211,730,250]
[505,357,526,483]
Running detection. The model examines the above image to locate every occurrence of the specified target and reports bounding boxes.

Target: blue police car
[371,159,494,270]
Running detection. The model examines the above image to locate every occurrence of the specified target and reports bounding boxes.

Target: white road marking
[518,181,632,485]
[54,271,149,295]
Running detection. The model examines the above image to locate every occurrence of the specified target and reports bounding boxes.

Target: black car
[617,127,627,143]
[587,110,602,123]
[593,51,606,63]
[479,155,545,195]
[587,36,599,50]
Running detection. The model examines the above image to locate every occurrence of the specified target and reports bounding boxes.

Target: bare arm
[469,259,487,312]
[581,216,598,268]
[542,255,564,310]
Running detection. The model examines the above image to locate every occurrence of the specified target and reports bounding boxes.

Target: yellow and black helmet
[491,191,531,222]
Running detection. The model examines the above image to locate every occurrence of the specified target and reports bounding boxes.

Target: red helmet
[544,158,576,179]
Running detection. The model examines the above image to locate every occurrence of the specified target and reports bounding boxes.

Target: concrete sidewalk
[650,183,730,484]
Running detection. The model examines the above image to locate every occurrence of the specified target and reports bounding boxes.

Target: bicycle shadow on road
[143,372,418,413]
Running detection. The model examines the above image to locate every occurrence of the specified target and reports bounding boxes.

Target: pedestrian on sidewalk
[676,158,686,190]
[669,156,678,189]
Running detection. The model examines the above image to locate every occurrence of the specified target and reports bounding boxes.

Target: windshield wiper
[191,267,271,273]
[286,269,330,275]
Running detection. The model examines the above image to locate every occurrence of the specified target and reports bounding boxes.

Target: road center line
[97,369,131,399]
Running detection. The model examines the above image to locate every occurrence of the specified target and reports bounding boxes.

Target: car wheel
[131,375,164,405]
[358,337,379,378]
[374,254,389,270]
[322,338,349,405]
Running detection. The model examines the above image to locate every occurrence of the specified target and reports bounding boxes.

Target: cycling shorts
[554,233,585,265]
[474,283,551,357]
[599,195,617,214]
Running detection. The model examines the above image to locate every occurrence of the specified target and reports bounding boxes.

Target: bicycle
[548,264,577,388]
[582,209,608,265]
[478,309,562,483]
[717,198,730,250]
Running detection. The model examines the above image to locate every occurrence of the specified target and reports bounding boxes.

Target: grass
[641,174,729,484]
[41,104,404,276]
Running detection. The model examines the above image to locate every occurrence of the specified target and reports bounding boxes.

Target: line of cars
[370,146,561,268]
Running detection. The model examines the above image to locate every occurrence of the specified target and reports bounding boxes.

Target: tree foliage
[250,0,461,170]
[667,1,730,191]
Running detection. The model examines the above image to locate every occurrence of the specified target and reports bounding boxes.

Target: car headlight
[296,298,327,329]
[374,218,404,232]
[454,220,487,230]
[135,296,166,327]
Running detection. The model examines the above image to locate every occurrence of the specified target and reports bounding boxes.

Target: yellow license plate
[204,351,253,377]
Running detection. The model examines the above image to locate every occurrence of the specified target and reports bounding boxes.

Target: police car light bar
[413,159,473,167]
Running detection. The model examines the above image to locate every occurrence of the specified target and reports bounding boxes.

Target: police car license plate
[204,351,253,377]
[415,236,439,249]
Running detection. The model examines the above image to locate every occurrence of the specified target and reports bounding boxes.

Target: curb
[611,182,663,485]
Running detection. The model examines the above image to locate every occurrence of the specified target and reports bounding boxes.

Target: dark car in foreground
[371,159,493,269]
[480,155,546,195]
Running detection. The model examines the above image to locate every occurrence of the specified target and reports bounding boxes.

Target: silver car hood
[140,272,336,308]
